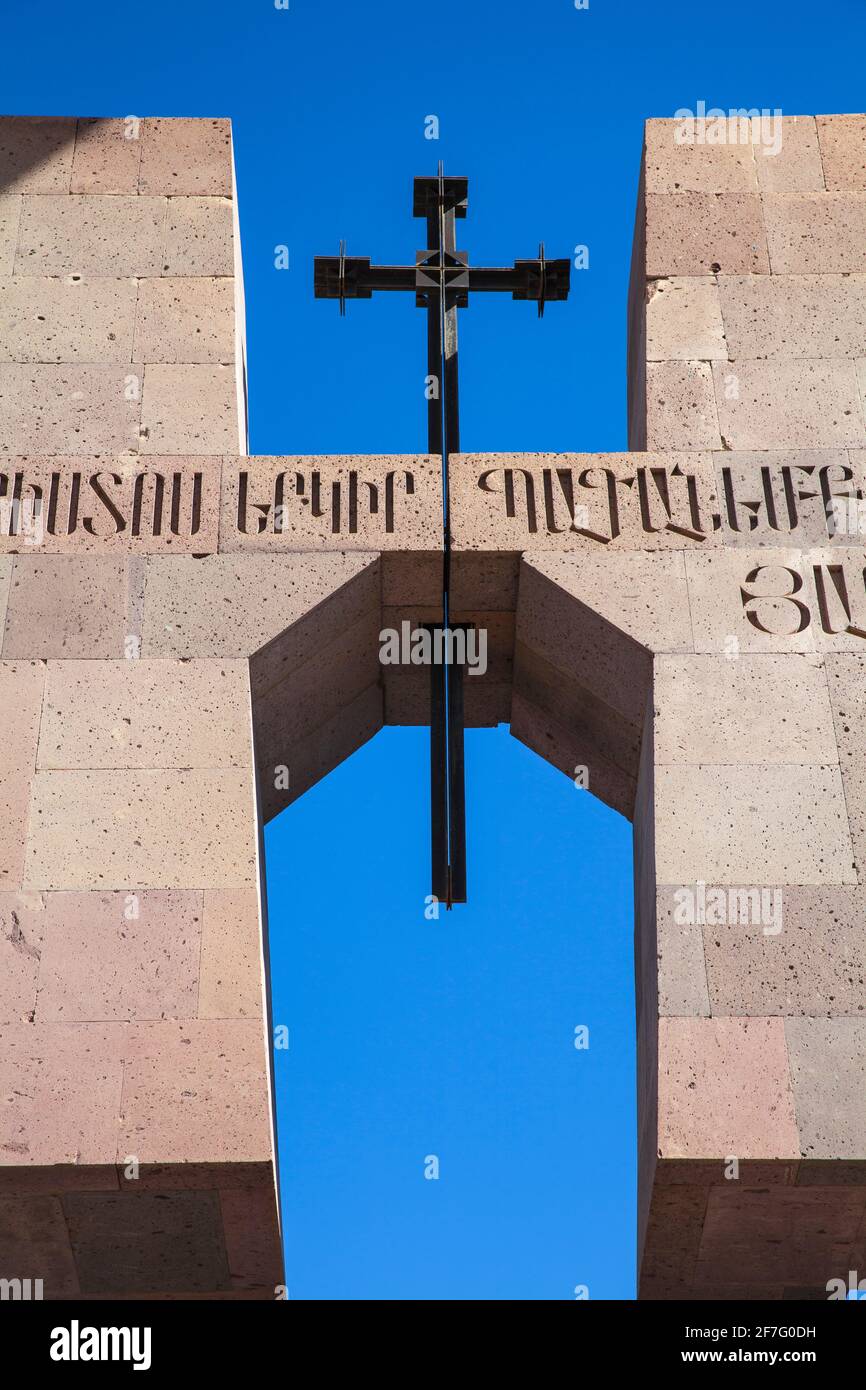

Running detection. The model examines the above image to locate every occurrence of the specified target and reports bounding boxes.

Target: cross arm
[313,254,570,306]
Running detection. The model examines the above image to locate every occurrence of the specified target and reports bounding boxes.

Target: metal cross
[314,165,570,907]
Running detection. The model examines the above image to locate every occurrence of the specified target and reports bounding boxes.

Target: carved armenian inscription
[472,456,866,547]
[2,455,866,649]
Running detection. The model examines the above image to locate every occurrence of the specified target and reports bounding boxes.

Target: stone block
[521,551,694,667]
[509,692,635,820]
[451,453,719,553]
[0,363,142,455]
[221,456,440,552]
[70,118,142,194]
[140,363,238,454]
[655,763,856,886]
[219,1185,283,1292]
[712,359,865,451]
[254,609,381,755]
[0,275,138,363]
[142,551,379,661]
[133,276,235,364]
[712,449,862,547]
[0,892,46,1023]
[2,556,130,658]
[0,456,221,556]
[35,891,202,1023]
[119,1020,272,1164]
[0,661,45,891]
[703,886,866,1017]
[0,116,75,193]
[644,118,758,192]
[0,1194,80,1298]
[646,277,727,360]
[785,1018,866,1158]
[38,659,251,769]
[139,118,232,196]
[646,360,722,449]
[695,1184,866,1284]
[684,550,816,653]
[645,192,770,276]
[720,274,866,361]
[827,653,866,877]
[514,637,640,776]
[763,193,866,273]
[658,1017,799,1158]
[654,652,836,764]
[162,197,233,276]
[23,769,256,891]
[655,886,711,1017]
[0,1022,124,1165]
[198,890,263,1020]
[755,116,824,193]
[816,114,866,191]
[0,196,22,276]
[15,194,165,276]
[65,1189,230,1295]
[260,682,382,818]
[0,555,8,630]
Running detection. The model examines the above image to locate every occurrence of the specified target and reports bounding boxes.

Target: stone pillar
[0,115,278,1299]
[629,115,866,1298]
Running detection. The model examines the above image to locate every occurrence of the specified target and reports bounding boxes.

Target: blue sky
[6,0,866,1300]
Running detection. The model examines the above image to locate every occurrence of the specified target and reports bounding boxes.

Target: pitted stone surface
[816,115,866,192]
[0,117,76,193]
[718,274,866,360]
[654,653,836,764]
[655,888,711,1017]
[646,278,727,361]
[644,118,759,193]
[198,890,263,1020]
[785,1019,866,1157]
[658,1017,800,1158]
[755,116,824,193]
[162,197,233,276]
[0,892,47,1023]
[712,359,865,451]
[118,1020,272,1164]
[65,1189,230,1296]
[133,277,234,363]
[15,195,166,276]
[38,660,251,769]
[0,196,21,276]
[702,886,866,1017]
[645,192,770,276]
[70,119,142,194]
[763,192,866,273]
[2,557,131,657]
[0,1022,125,1165]
[0,276,138,363]
[141,551,379,660]
[139,118,232,197]
[35,891,202,1023]
[0,363,143,454]
[140,363,238,454]
[23,768,256,891]
[0,660,45,890]
[656,762,856,886]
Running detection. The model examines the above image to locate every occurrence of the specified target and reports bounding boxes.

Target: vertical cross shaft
[420,165,465,905]
[314,169,569,907]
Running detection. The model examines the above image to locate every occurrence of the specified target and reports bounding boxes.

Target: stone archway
[2,113,865,1300]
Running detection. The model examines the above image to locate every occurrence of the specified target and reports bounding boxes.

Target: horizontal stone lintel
[2,450,866,555]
